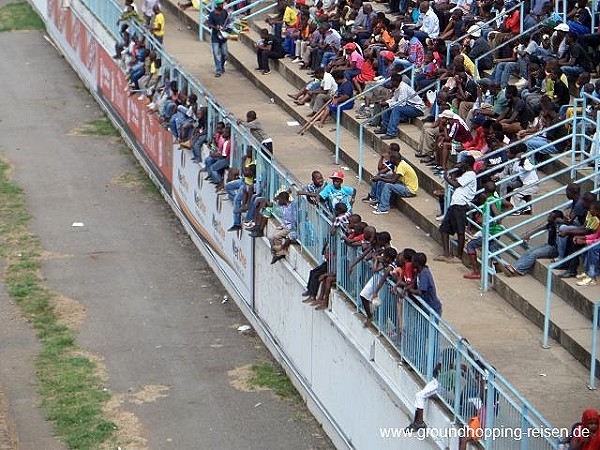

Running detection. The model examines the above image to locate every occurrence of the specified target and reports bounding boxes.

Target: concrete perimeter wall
[34,1,459,448]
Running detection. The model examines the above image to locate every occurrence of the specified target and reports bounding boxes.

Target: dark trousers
[307,261,328,296]
[257,49,284,71]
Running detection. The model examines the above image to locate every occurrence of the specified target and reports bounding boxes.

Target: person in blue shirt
[405,252,442,316]
[207,0,229,77]
[316,70,355,127]
[319,170,356,215]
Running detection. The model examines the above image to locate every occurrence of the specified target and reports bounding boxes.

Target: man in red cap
[336,42,364,82]
[318,170,356,214]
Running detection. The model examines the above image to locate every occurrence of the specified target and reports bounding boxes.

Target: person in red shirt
[568,408,599,450]
[433,109,474,173]
[490,2,521,53]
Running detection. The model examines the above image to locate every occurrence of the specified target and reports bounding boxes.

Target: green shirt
[485,194,504,236]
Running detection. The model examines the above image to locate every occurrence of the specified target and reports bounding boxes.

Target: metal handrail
[473,19,546,79]
[444,1,524,65]
[335,65,415,165]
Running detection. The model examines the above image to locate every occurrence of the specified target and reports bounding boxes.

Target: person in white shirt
[307,68,338,116]
[493,151,539,215]
[412,1,440,41]
[435,155,477,263]
[374,74,425,139]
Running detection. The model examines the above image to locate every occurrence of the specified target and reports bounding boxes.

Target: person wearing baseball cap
[318,170,356,214]
[466,24,493,72]
[342,42,365,82]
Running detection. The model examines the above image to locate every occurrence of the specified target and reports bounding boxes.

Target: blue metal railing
[79,1,559,445]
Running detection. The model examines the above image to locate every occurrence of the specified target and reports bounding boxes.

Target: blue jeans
[192,134,207,161]
[369,180,385,199]
[377,182,415,211]
[585,246,600,278]
[226,178,243,201]
[211,41,228,75]
[208,158,229,184]
[321,51,336,68]
[526,135,558,159]
[514,244,557,275]
[344,68,361,80]
[382,105,423,137]
[491,62,517,88]
[204,155,220,173]
[232,184,246,226]
[561,65,584,78]
[557,225,579,260]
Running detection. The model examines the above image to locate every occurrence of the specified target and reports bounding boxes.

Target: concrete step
[161,0,600,376]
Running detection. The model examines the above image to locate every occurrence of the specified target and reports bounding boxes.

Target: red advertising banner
[97,46,172,184]
[48,0,58,26]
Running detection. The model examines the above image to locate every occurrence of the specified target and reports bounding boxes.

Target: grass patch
[0,1,44,32]
[248,362,301,403]
[113,165,160,198]
[0,159,116,448]
[74,118,119,137]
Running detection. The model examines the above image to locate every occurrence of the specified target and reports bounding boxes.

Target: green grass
[248,362,302,403]
[0,1,44,32]
[0,160,116,449]
[76,118,120,137]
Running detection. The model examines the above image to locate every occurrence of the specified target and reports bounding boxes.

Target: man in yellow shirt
[372,145,418,215]
[151,4,165,44]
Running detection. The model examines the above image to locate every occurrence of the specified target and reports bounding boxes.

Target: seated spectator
[227,148,256,232]
[372,150,419,214]
[439,9,465,41]
[493,150,539,215]
[520,98,568,162]
[319,23,342,69]
[305,68,338,117]
[362,144,398,204]
[466,24,493,73]
[288,68,328,105]
[268,191,298,264]
[394,28,425,71]
[316,70,355,127]
[498,85,535,136]
[503,210,564,276]
[488,0,520,54]
[352,50,376,93]
[319,169,356,214]
[239,110,273,156]
[431,110,473,175]
[408,1,440,42]
[556,191,599,278]
[283,11,308,57]
[169,93,198,143]
[558,31,594,80]
[366,21,395,52]
[463,182,513,280]
[572,201,600,286]
[351,2,377,43]
[414,49,443,92]
[339,42,365,82]
[255,28,286,75]
[435,156,477,263]
[204,125,231,188]
[374,74,426,140]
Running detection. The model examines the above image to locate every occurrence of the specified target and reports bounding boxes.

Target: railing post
[453,339,464,423]
[542,265,553,349]
[481,202,490,292]
[589,301,599,390]
[484,371,496,450]
[571,101,578,181]
[199,0,204,41]
[358,124,364,182]
[520,404,530,450]
[519,1,524,33]
[425,317,436,380]
[335,107,341,164]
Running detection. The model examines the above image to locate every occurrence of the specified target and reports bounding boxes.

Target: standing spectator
[404,252,443,316]
[374,74,426,140]
[255,28,286,75]
[463,182,512,280]
[149,4,165,44]
[435,156,477,263]
[372,151,419,214]
[207,0,229,78]
[268,191,297,264]
[142,0,159,27]
[319,170,356,214]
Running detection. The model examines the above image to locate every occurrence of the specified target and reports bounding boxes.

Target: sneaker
[576,273,588,280]
[373,128,387,134]
[511,206,532,216]
[577,276,598,286]
[559,271,577,279]
[361,195,373,203]
[243,221,255,229]
[435,214,445,222]
[372,209,389,215]
[292,57,302,63]
[370,203,379,209]
[380,134,398,140]
[262,70,271,75]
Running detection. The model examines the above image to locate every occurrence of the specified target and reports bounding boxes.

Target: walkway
[157,3,600,429]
